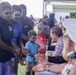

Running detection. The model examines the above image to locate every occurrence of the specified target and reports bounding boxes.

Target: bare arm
[27,51,34,57]
[17,39,24,48]
[48,63,66,73]
[23,34,29,41]
[72,59,76,75]
[0,37,15,53]
[32,61,66,73]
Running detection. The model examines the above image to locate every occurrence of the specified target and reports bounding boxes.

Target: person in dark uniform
[19,4,33,45]
[48,13,55,29]
[0,2,26,75]
[11,5,27,75]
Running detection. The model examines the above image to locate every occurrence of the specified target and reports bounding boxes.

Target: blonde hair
[62,35,72,61]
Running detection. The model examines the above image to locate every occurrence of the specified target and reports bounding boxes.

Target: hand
[22,47,29,55]
[19,58,26,65]
[13,48,22,61]
[32,63,48,72]
[35,54,46,63]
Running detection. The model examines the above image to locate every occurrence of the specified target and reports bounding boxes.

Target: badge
[24,26,28,28]
[8,26,12,31]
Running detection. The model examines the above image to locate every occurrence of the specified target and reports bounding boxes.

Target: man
[33,18,76,75]
[0,2,23,75]
[11,5,28,75]
[48,13,55,29]
[19,4,33,45]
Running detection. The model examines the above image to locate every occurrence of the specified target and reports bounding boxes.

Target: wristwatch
[47,64,50,71]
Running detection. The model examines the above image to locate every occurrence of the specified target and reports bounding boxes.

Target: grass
[18,64,37,75]
[18,64,25,75]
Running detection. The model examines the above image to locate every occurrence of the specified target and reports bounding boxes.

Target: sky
[1,0,43,18]
[0,0,76,18]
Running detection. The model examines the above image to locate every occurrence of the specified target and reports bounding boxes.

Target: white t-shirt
[61,63,74,75]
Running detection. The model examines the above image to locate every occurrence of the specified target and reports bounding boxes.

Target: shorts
[11,58,18,75]
[25,61,37,72]
[0,60,12,75]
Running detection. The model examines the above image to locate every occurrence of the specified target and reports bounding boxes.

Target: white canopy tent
[43,0,76,15]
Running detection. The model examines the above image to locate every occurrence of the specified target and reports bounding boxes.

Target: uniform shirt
[25,41,39,62]
[0,18,13,62]
[19,16,33,36]
[11,20,23,58]
[48,18,54,29]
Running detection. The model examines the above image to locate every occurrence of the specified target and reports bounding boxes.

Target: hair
[62,35,72,61]
[28,30,37,38]
[42,15,48,20]
[12,5,21,13]
[0,2,11,12]
[49,13,55,18]
[50,26,63,37]
[65,16,69,19]
[19,4,26,10]
[39,18,42,22]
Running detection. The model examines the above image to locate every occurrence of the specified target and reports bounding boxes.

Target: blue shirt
[25,41,39,62]
[11,21,23,58]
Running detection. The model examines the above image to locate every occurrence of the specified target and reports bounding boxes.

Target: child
[25,30,39,75]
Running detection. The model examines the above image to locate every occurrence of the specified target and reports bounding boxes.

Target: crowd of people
[0,1,76,75]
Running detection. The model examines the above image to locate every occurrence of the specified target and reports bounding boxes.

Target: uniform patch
[8,26,12,31]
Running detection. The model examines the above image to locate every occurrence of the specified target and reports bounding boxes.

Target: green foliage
[70,13,76,18]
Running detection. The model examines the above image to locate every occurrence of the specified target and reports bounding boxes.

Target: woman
[37,15,50,46]
[33,18,76,75]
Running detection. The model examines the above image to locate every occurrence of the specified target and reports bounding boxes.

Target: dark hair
[0,2,11,12]
[65,16,69,19]
[49,13,55,18]
[19,4,26,10]
[51,26,63,37]
[39,18,42,22]
[28,30,37,38]
[43,15,48,20]
[12,5,21,13]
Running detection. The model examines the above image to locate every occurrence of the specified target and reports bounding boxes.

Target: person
[11,5,27,75]
[0,2,24,75]
[30,15,35,25]
[50,26,63,56]
[37,15,50,46]
[48,13,55,29]
[25,30,39,75]
[37,26,66,64]
[65,15,69,19]
[33,18,76,75]
[19,4,33,45]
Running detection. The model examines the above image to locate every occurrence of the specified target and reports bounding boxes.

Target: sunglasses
[15,14,20,16]
[5,12,12,15]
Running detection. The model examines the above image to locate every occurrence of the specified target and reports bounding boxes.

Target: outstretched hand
[22,47,29,55]
[32,63,48,72]
[35,54,47,63]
